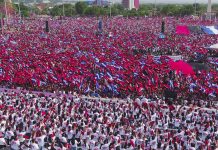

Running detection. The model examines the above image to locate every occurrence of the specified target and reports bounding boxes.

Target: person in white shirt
[30,139,40,150]
[0,137,7,149]
[11,138,20,150]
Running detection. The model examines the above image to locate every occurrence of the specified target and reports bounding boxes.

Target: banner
[151,55,182,61]
[176,26,190,35]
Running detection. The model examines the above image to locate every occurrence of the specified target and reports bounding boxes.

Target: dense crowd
[0,16,217,149]
[0,16,217,99]
[0,90,217,150]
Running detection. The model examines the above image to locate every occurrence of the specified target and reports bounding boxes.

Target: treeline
[48,2,218,17]
[0,0,40,17]
[1,1,218,17]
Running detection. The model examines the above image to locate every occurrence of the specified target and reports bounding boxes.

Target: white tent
[209,43,218,49]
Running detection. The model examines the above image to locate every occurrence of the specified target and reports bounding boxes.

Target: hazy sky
[140,0,216,4]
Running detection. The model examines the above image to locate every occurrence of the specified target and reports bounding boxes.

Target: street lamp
[62,0,65,17]
[154,0,157,16]
[194,0,197,15]
[109,1,112,17]
[18,0,21,19]
[4,0,8,24]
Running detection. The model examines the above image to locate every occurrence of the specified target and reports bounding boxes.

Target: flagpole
[109,0,111,18]
[154,0,157,16]
[18,0,21,19]
[194,0,197,15]
[62,0,65,17]
[0,14,3,34]
[4,0,8,25]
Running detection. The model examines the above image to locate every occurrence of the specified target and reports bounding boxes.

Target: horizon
[140,0,213,4]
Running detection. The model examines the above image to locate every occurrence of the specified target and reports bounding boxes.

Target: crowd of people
[0,16,217,99]
[0,16,217,149]
[0,90,217,149]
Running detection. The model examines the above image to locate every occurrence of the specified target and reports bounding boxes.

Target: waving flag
[0,68,3,76]
[201,26,218,35]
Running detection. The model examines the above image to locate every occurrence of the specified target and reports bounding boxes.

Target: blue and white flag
[0,68,3,76]
[153,56,161,64]
[201,26,218,35]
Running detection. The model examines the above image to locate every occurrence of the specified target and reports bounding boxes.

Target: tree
[128,8,138,17]
[113,4,124,12]
[75,2,87,15]
[13,2,30,17]
[50,5,62,16]
[84,7,96,16]
[180,5,194,16]
[138,4,152,16]
[160,4,181,16]
[83,6,106,16]
[63,4,76,16]
[49,4,75,16]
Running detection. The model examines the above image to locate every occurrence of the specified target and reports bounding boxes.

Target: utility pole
[18,0,21,19]
[4,0,8,24]
[154,0,157,16]
[207,0,212,21]
[194,0,197,15]
[109,0,112,17]
[62,0,65,17]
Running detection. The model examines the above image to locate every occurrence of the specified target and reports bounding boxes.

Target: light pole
[207,0,212,21]
[194,0,197,15]
[109,1,112,17]
[154,0,157,16]
[62,0,65,17]
[18,0,21,19]
[4,0,8,24]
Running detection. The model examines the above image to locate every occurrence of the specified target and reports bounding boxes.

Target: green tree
[84,6,96,16]
[50,5,62,16]
[13,2,30,17]
[50,4,76,16]
[138,4,152,16]
[128,8,138,17]
[180,5,194,16]
[64,4,76,16]
[75,2,87,15]
[160,4,181,16]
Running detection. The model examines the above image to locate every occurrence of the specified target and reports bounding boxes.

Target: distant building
[122,0,139,10]
[93,0,109,6]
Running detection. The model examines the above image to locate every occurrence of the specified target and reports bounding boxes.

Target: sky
[140,0,216,4]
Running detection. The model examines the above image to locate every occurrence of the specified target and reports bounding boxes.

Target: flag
[107,72,113,80]
[96,81,100,90]
[153,56,161,64]
[98,18,103,31]
[0,68,3,76]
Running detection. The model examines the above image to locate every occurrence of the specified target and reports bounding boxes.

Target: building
[93,0,109,6]
[122,0,139,10]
